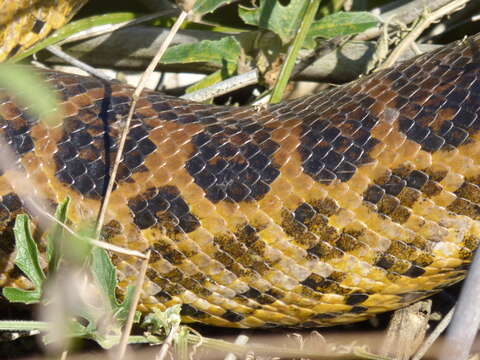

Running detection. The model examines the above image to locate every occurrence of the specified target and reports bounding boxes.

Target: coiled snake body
[1,2,480,329]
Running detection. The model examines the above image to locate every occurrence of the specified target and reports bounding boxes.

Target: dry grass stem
[155,321,180,360]
[379,0,471,69]
[95,10,189,237]
[116,249,151,359]
[412,307,455,360]
[441,242,480,359]
[46,45,112,81]
[60,350,69,360]
[27,200,147,259]
[380,301,431,360]
[224,334,250,360]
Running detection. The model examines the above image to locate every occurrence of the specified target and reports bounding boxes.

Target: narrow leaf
[304,11,379,48]
[12,215,45,289]
[161,36,241,66]
[90,247,118,310]
[46,197,70,273]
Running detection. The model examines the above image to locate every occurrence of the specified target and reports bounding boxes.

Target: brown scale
[0,31,478,327]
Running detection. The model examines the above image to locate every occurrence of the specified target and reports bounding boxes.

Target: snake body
[1,2,480,329]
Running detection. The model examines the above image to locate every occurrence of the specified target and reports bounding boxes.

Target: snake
[0,1,480,329]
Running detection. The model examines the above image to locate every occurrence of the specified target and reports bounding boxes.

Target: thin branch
[155,321,180,360]
[46,45,112,81]
[95,10,189,237]
[116,250,151,359]
[181,69,258,102]
[412,307,455,360]
[378,0,471,69]
[441,248,480,358]
[356,0,460,41]
[224,334,250,360]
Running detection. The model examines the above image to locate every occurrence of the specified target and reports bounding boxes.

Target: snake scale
[1,1,480,328]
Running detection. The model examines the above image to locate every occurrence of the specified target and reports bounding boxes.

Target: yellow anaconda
[1,1,480,328]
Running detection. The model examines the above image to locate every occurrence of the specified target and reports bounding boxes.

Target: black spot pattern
[0,193,24,254]
[0,110,37,156]
[32,19,46,34]
[185,122,280,203]
[127,186,200,233]
[54,89,156,198]
[296,116,377,184]
[385,37,480,151]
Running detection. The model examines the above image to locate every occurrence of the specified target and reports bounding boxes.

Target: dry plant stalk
[115,249,151,359]
[95,9,189,237]
[106,9,191,360]
[379,301,431,360]
[379,0,471,69]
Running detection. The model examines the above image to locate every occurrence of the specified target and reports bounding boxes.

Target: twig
[224,334,250,360]
[46,45,112,81]
[412,307,455,360]
[181,69,258,102]
[185,333,372,360]
[378,0,470,69]
[58,10,179,45]
[270,0,321,103]
[291,36,347,78]
[380,301,431,360]
[95,10,189,237]
[441,249,480,358]
[60,350,68,360]
[155,321,180,360]
[356,0,459,41]
[116,250,151,359]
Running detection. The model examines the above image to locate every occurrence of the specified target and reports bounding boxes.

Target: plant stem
[270,0,321,104]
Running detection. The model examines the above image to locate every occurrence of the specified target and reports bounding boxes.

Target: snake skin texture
[0,0,87,62]
[0,34,479,328]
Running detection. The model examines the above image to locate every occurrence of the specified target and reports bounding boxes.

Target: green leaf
[90,247,118,310]
[143,305,182,335]
[193,0,237,15]
[161,36,241,66]
[304,11,379,48]
[3,214,46,304]
[12,215,45,288]
[46,197,70,273]
[90,247,140,325]
[2,288,41,304]
[239,0,309,43]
